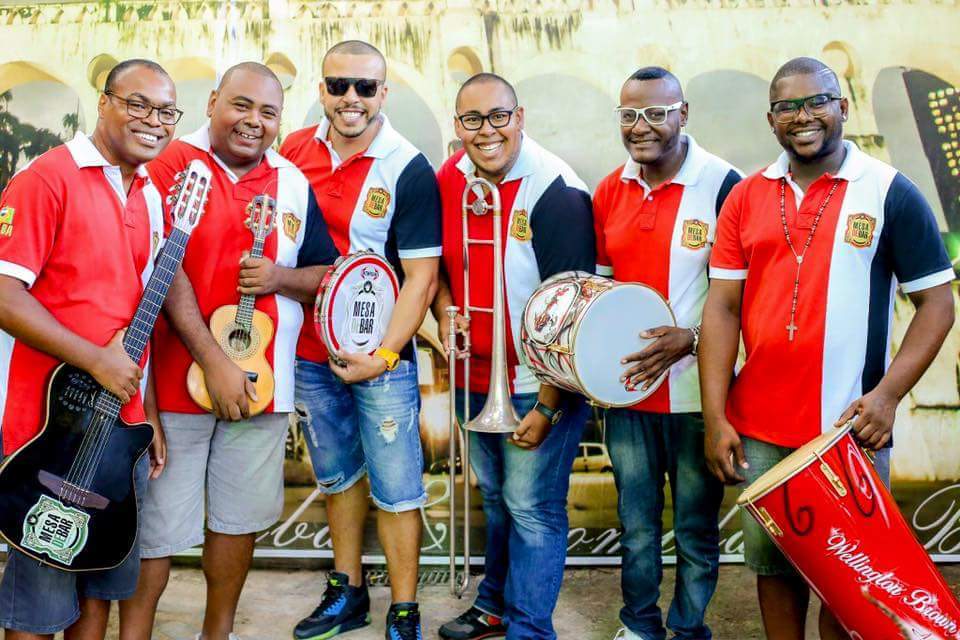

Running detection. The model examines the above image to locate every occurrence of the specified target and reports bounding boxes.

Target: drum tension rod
[814,452,847,498]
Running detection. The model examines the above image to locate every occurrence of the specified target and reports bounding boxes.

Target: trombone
[447,176,521,598]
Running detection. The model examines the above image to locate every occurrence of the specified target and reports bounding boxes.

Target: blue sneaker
[293,572,371,640]
[385,602,422,640]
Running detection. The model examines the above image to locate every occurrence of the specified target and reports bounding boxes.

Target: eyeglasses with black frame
[456,107,518,131]
[104,90,183,125]
[614,101,684,127]
[324,77,383,99]
[769,93,842,124]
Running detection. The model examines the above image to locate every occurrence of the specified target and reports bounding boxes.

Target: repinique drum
[314,251,399,361]
[519,271,675,407]
[738,425,960,640]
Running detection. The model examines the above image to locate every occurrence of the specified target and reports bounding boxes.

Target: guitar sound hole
[228,329,252,351]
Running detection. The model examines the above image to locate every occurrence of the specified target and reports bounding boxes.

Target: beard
[325,105,380,139]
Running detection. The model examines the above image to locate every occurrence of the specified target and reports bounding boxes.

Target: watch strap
[534,401,562,425]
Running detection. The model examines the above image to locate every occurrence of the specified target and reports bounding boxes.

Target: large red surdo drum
[738,425,960,639]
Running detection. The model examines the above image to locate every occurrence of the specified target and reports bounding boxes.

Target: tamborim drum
[314,251,399,362]
[519,271,675,407]
[738,425,960,640]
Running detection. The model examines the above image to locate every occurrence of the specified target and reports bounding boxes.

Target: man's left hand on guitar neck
[238,253,327,304]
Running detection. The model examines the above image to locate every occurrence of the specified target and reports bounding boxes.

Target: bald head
[770,57,841,100]
[218,62,283,95]
[322,40,386,79]
[624,66,684,101]
[455,73,518,112]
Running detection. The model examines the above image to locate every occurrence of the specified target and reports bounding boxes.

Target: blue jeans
[295,357,426,512]
[457,391,588,640]
[606,410,724,640]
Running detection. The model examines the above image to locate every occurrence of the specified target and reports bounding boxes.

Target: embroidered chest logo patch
[0,207,14,237]
[282,212,302,241]
[844,213,876,248]
[510,209,532,241]
[362,188,391,218]
[681,219,708,250]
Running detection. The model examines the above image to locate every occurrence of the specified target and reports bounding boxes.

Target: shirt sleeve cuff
[900,267,956,293]
[709,266,748,280]
[0,260,37,288]
[596,264,614,277]
[398,246,443,259]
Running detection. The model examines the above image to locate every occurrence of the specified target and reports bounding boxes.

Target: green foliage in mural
[0,90,70,190]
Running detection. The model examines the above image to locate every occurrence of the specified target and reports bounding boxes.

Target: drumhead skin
[738,424,852,505]
[574,283,676,406]
[315,252,399,356]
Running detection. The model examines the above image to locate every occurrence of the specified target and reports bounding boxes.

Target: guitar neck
[235,236,267,330]
[93,228,189,417]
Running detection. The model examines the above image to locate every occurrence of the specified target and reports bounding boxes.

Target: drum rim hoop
[736,424,853,506]
[316,251,399,354]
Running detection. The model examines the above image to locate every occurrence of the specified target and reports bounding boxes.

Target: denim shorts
[139,411,290,558]
[0,456,148,634]
[295,357,426,512]
[739,435,891,576]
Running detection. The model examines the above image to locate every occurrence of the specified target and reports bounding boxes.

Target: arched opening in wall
[163,57,217,136]
[874,67,959,249]
[265,52,298,90]
[685,70,780,175]
[303,73,444,167]
[0,61,85,190]
[447,47,483,84]
[515,74,619,190]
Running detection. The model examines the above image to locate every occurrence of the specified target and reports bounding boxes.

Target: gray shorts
[139,412,289,558]
[739,435,891,576]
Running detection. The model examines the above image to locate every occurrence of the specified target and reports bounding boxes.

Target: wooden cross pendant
[786,321,798,341]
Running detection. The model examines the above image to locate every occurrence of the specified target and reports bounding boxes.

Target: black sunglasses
[324,77,383,98]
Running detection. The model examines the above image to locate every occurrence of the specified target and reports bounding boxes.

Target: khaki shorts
[139,412,289,558]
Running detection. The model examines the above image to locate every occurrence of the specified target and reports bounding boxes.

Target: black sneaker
[385,602,422,640]
[293,571,371,640]
[438,606,506,639]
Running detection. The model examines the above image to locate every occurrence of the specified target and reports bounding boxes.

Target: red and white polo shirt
[711,141,955,448]
[148,125,338,415]
[0,133,164,454]
[280,115,442,364]
[437,134,596,394]
[594,134,742,414]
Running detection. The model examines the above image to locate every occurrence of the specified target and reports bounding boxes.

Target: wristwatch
[533,401,564,425]
[690,324,702,356]
[374,347,400,371]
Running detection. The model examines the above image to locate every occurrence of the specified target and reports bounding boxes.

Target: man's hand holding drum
[620,325,695,391]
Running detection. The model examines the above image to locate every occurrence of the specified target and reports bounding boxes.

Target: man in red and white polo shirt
[279,41,440,640]
[702,57,955,639]
[433,73,594,640]
[121,62,338,640]
[594,66,742,640]
[0,59,175,639]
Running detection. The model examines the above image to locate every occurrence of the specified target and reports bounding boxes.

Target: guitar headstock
[245,194,277,244]
[169,159,213,234]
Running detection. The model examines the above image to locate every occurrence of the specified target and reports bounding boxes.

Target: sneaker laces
[313,576,348,617]
[390,608,422,640]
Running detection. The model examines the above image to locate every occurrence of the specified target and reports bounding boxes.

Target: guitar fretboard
[93,228,189,418]
[235,235,267,331]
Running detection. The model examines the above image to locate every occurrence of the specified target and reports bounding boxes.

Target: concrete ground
[50,562,959,639]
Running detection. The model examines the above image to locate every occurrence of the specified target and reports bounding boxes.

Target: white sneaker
[613,628,644,640]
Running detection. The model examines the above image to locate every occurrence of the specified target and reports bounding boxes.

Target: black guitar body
[0,364,153,572]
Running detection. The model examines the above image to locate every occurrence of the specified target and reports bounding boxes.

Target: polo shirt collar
[454,132,536,182]
[180,124,294,180]
[619,133,707,187]
[65,132,149,178]
[761,139,866,183]
[313,113,403,160]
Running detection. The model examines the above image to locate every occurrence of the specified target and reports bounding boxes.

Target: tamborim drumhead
[315,252,400,356]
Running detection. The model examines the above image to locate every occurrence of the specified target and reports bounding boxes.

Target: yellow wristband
[374,347,400,371]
